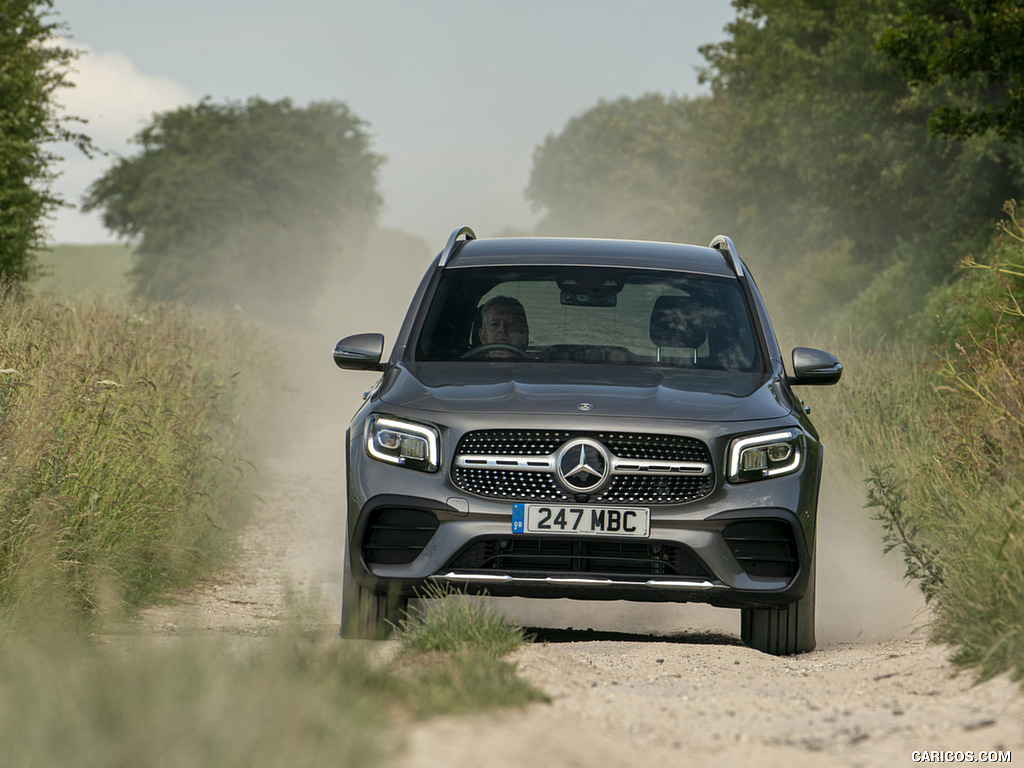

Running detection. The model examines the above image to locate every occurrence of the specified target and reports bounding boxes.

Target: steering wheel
[461,343,530,359]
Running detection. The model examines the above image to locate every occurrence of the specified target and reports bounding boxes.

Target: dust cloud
[467,462,927,646]
[281,227,925,647]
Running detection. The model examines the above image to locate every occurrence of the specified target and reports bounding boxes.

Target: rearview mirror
[333,333,385,371]
[789,347,842,386]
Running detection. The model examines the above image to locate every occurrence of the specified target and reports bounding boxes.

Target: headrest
[649,295,708,348]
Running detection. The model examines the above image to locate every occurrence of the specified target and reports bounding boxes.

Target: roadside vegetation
[0,596,543,768]
[31,243,134,302]
[808,205,1024,681]
[0,282,267,623]
[0,258,541,767]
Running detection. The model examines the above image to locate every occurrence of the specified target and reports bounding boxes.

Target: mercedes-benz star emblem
[556,438,610,494]
[577,402,593,411]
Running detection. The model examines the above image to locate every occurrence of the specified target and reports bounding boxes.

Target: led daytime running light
[366,416,439,470]
[728,429,803,482]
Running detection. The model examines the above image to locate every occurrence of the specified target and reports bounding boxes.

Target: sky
[48,1,736,247]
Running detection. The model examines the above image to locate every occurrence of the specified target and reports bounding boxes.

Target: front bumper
[346,463,818,610]
[344,403,822,611]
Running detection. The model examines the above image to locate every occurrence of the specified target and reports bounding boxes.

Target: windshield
[414,266,762,371]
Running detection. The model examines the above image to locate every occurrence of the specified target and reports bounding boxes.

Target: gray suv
[333,228,842,654]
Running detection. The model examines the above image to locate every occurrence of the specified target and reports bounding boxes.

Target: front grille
[451,429,715,505]
[722,520,799,579]
[444,536,713,580]
[362,508,439,565]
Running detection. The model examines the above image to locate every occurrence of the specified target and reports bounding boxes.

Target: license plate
[512,503,650,537]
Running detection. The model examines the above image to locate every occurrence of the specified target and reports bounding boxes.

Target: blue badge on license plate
[512,502,525,533]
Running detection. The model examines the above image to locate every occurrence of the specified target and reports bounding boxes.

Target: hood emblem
[556,438,610,494]
[577,402,593,411]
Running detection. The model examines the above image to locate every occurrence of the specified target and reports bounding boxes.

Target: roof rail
[438,226,476,267]
[709,235,744,278]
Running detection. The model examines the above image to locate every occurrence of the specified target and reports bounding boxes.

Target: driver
[477,295,529,357]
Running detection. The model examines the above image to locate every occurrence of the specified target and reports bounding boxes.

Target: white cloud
[59,43,195,151]
[48,44,195,243]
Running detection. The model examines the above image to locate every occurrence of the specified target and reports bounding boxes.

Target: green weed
[394,583,533,657]
[392,584,549,712]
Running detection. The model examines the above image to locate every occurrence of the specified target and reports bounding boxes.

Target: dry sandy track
[392,637,1022,768]
[138,319,1023,767]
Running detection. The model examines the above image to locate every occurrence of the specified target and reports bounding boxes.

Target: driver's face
[478,304,528,348]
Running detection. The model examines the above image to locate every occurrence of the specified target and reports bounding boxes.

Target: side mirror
[789,347,842,386]
[333,333,385,371]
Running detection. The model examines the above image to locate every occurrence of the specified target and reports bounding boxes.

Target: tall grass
[0,286,266,622]
[924,220,1024,679]
[0,593,543,768]
[394,583,533,657]
[0,631,393,768]
[810,202,1024,681]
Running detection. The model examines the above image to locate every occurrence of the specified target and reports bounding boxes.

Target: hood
[377,362,791,422]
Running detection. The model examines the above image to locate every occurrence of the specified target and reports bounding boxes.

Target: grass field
[31,243,135,301]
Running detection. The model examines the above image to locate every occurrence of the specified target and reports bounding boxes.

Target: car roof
[445,236,736,277]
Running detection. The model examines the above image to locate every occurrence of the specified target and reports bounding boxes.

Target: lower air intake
[362,508,439,565]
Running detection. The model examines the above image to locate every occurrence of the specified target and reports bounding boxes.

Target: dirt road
[139,321,1023,767]
[393,636,1021,768]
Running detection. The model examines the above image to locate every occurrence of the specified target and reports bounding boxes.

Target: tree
[83,97,383,320]
[0,0,92,280]
[526,94,722,241]
[695,0,1021,304]
[526,0,1023,337]
[878,0,1024,142]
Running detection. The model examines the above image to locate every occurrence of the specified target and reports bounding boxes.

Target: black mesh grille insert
[362,508,440,565]
[452,429,715,505]
[602,475,714,504]
[444,536,713,581]
[451,469,566,501]
[722,520,799,579]
[600,432,710,462]
[457,430,571,456]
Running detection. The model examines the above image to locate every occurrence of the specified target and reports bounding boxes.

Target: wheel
[740,553,816,655]
[340,581,408,639]
[339,544,409,639]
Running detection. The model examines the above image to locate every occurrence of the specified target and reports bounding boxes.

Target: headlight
[365,415,439,472]
[727,428,803,483]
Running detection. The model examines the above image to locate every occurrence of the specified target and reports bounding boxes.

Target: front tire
[339,544,408,639]
[740,555,816,655]
[340,581,408,639]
